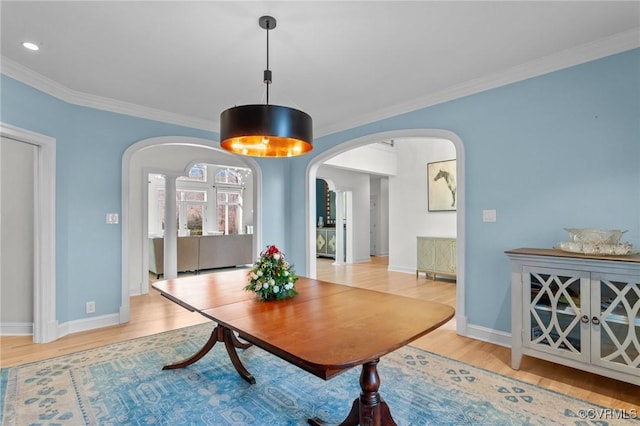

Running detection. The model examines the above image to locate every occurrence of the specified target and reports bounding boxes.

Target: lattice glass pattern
[529,273,582,353]
[598,279,640,368]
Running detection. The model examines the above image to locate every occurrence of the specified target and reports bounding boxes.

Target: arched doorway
[306,129,467,336]
[120,137,262,322]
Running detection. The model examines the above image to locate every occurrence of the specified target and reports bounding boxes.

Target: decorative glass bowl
[556,228,635,255]
[564,228,626,245]
[555,241,635,255]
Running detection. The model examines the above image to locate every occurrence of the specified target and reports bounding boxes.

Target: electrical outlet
[86,301,95,314]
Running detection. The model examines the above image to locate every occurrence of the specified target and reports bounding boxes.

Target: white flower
[273,285,280,293]
[273,253,280,260]
[255,284,262,291]
[283,270,289,277]
[250,272,258,280]
[262,282,269,289]
[269,279,275,286]
[257,270,263,277]
[284,283,292,290]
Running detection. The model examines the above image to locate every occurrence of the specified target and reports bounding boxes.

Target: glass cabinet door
[591,272,640,375]
[523,266,590,362]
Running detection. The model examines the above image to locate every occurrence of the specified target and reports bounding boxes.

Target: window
[177,190,206,236]
[216,189,242,235]
[214,168,245,235]
[181,164,207,182]
[148,165,251,237]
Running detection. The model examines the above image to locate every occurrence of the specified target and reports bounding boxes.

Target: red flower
[262,245,282,258]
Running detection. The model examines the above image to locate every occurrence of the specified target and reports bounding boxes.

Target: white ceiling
[2,1,639,137]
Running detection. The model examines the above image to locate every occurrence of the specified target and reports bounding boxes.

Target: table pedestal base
[308,360,397,426]
[162,325,255,384]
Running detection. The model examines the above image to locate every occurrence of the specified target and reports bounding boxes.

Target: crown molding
[2,28,638,138]
[0,58,216,132]
[315,28,640,137]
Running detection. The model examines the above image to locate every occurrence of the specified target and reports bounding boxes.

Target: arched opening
[120,137,262,322]
[313,177,350,265]
[306,129,467,336]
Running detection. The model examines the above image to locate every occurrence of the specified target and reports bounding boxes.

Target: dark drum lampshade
[220,104,313,157]
[219,15,313,158]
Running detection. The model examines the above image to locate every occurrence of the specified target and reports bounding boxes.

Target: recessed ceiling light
[22,41,40,51]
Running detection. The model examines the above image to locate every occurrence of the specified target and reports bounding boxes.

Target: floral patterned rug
[1,323,631,425]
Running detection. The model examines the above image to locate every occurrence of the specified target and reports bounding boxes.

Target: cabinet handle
[591,316,601,325]
[581,315,589,324]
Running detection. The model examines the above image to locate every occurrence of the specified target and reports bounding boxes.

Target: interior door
[1,136,35,334]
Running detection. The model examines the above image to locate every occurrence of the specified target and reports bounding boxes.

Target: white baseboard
[3,315,124,341]
[57,313,120,337]
[465,323,512,348]
[387,265,415,274]
[0,322,33,336]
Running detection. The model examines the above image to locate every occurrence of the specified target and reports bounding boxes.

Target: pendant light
[220,16,313,158]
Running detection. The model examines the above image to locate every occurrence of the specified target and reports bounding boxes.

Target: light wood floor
[2,256,638,412]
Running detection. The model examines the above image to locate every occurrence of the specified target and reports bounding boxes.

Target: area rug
[0,323,631,425]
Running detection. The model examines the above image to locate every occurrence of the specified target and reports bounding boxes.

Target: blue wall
[1,48,638,334]
[1,76,215,321]
[287,49,640,332]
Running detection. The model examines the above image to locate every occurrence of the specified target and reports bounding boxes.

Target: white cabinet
[417,237,456,280]
[506,248,640,385]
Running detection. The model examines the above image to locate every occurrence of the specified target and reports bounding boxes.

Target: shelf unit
[506,248,640,385]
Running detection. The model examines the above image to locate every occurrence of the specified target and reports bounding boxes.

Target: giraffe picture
[427,159,457,212]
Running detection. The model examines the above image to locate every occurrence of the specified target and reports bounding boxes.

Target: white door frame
[306,129,467,336]
[121,137,263,319]
[0,123,58,343]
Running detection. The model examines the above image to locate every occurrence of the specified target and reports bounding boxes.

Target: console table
[417,237,456,280]
[316,227,336,258]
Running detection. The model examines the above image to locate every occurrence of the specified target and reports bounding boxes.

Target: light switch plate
[106,213,119,224]
[482,209,496,222]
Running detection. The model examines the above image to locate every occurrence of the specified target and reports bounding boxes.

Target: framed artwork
[427,159,457,212]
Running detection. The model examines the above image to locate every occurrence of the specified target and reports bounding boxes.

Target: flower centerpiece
[245,245,298,301]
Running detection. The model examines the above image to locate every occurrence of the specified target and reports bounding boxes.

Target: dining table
[152,269,454,426]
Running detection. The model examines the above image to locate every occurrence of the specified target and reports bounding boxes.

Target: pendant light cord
[265,18,271,105]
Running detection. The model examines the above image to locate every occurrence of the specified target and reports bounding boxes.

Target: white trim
[0,123,58,343]
[1,58,214,132]
[387,265,416,275]
[2,29,638,137]
[0,322,33,336]
[121,137,263,316]
[306,128,467,337]
[465,324,512,349]
[58,313,120,336]
[318,29,640,136]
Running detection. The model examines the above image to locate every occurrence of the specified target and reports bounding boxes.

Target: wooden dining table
[152,269,454,426]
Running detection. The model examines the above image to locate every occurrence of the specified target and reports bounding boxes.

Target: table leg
[231,332,253,350]
[308,359,397,426]
[162,325,255,384]
[222,327,256,384]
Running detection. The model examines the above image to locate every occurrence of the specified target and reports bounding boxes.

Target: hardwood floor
[2,256,638,413]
